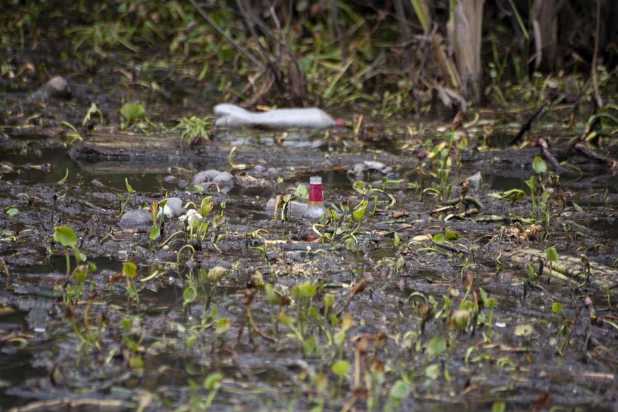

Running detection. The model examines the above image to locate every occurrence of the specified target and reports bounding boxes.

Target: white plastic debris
[157,204,173,218]
[214,103,343,129]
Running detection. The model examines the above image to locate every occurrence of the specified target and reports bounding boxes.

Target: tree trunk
[531,0,558,71]
[453,0,484,104]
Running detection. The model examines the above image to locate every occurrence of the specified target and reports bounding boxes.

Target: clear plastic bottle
[303,176,327,220]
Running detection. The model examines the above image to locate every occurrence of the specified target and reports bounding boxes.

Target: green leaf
[149,227,160,240]
[545,246,558,262]
[532,156,547,174]
[71,265,89,284]
[183,286,197,306]
[207,266,228,282]
[216,318,231,335]
[304,336,317,355]
[352,181,368,195]
[120,102,145,124]
[323,293,335,313]
[72,246,86,264]
[425,363,440,380]
[552,302,563,313]
[352,200,367,221]
[389,380,411,400]
[331,360,350,377]
[492,401,506,412]
[123,262,137,278]
[204,372,223,390]
[524,176,537,191]
[393,232,401,247]
[432,234,445,244]
[427,337,447,357]
[54,226,77,247]
[444,231,459,241]
[278,312,295,328]
[5,207,18,217]
[489,189,526,202]
[291,282,316,300]
[125,178,135,194]
[186,335,196,349]
[57,168,69,184]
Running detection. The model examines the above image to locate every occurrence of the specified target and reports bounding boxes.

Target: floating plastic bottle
[214,104,344,129]
[302,176,327,220]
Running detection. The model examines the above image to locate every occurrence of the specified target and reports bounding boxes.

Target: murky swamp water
[0,86,617,411]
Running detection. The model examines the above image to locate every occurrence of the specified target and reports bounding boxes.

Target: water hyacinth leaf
[524,177,537,192]
[389,380,411,400]
[204,372,223,390]
[278,312,295,328]
[264,284,278,305]
[450,309,470,330]
[533,156,547,174]
[323,293,335,313]
[304,336,317,355]
[183,286,197,307]
[425,363,440,380]
[444,231,459,241]
[546,246,558,261]
[393,232,401,247]
[427,337,447,356]
[125,178,135,194]
[331,360,350,377]
[492,402,506,412]
[292,282,316,300]
[129,356,144,369]
[340,314,354,331]
[216,318,231,335]
[54,226,77,247]
[73,246,86,264]
[208,266,228,282]
[149,227,160,240]
[120,102,145,124]
[489,189,526,201]
[71,265,89,284]
[352,181,367,195]
[352,200,367,221]
[293,184,309,200]
[334,330,346,346]
[123,262,137,278]
[308,307,320,319]
[186,335,196,349]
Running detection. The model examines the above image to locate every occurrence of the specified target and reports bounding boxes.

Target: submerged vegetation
[0,0,617,411]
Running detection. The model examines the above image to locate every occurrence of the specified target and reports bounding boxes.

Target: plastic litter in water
[214,103,344,129]
[303,176,326,220]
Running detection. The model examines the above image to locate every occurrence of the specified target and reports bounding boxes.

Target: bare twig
[591,0,603,109]
[509,102,547,145]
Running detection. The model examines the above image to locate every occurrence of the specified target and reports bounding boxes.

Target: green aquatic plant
[123,261,139,306]
[119,102,146,129]
[176,115,213,145]
[118,178,135,218]
[54,226,85,287]
[546,246,558,284]
[60,121,83,144]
